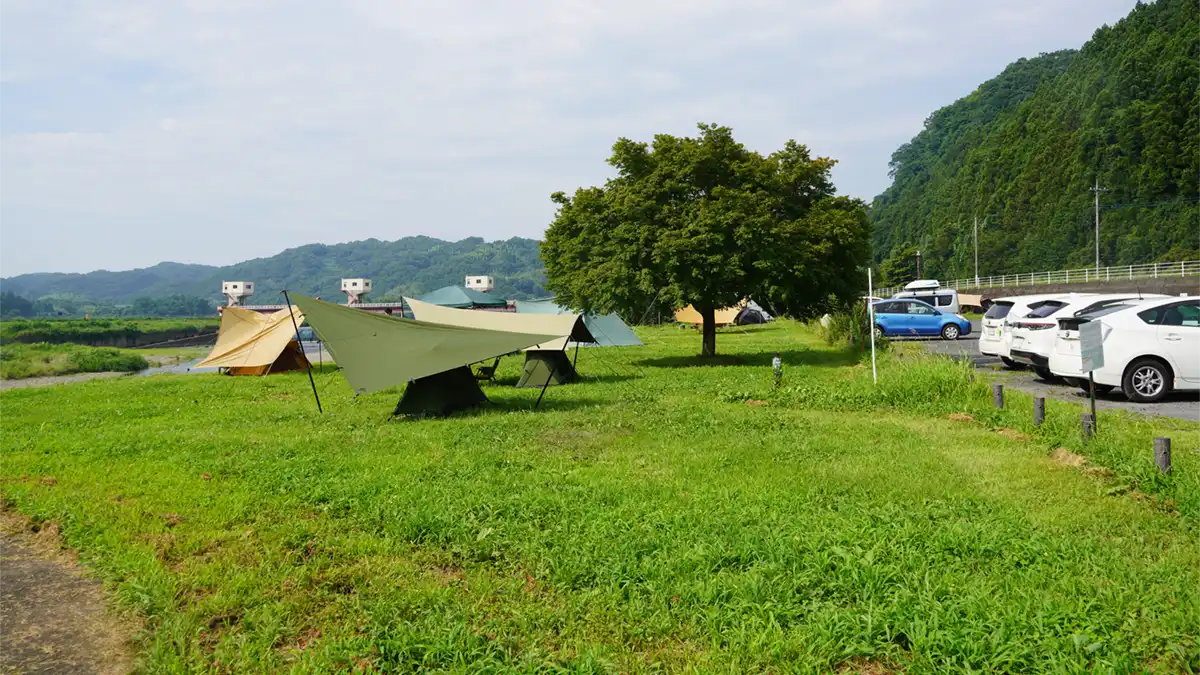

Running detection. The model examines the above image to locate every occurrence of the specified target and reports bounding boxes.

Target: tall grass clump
[816,301,886,351]
[0,342,149,379]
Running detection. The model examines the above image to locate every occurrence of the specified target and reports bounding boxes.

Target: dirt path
[0,372,131,392]
[0,514,134,674]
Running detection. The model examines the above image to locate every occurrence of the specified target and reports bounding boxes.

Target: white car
[1049,296,1200,402]
[1008,294,1166,380]
[979,294,1089,368]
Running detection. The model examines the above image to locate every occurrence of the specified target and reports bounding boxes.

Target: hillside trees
[871,0,1198,276]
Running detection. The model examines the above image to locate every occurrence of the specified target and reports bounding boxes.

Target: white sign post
[1079,320,1105,431]
[868,268,877,385]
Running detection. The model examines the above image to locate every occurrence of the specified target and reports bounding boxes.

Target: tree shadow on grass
[487,373,640,387]
[386,394,613,421]
[635,348,860,370]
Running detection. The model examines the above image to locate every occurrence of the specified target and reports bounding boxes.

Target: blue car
[872,298,971,340]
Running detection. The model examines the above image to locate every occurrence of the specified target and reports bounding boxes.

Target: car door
[873,302,904,335]
[1156,300,1200,385]
[906,301,940,335]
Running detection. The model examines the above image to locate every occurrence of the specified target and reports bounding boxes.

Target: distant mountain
[871,0,1199,284]
[2,236,548,304]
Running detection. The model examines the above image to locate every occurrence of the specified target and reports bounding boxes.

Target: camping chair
[474,356,502,382]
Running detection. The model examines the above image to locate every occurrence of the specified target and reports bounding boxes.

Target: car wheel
[1033,366,1058,382]
[1000,357,1023,370]
[874,325,886,340]
[940,324,960,340]
[1122,358,1171,403]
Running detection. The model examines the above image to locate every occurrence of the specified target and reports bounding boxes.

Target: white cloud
[0,0,1139,275]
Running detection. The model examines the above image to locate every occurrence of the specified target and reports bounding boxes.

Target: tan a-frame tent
[403,297,595,388]
[195,306,310,376]
[290,294,565,416]
[674,302,744,327]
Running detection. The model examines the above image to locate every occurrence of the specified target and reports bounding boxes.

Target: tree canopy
[541,124,870,355]
[871,0,1198,280]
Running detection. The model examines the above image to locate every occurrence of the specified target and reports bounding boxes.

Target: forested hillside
[1,236,547,314]
[872,0,1198,284]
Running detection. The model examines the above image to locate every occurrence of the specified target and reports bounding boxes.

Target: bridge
[876,260,1200,301]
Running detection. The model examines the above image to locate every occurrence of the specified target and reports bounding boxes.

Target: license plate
[985,327,997,336]
[1012,336,1024,345]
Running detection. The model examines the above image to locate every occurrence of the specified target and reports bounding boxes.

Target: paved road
[911,321,1200,422]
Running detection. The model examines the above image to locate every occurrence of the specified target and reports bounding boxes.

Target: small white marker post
[1079,319,1105,435]
[868,268,877,385]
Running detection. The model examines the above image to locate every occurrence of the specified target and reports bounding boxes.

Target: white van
[893,280,960,315]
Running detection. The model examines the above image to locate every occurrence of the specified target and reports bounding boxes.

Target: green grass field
[1,321,1196,672]
[0,342,150,379]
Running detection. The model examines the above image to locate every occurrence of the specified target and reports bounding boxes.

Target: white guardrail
[876,260,1200,298]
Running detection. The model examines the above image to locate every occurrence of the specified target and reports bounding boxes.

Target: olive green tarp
[514,349,577,388]
[416,285,508,309]
[289,294,560,400]
[513,300,643,347]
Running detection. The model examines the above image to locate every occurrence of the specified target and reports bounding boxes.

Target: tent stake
[282,290,323,414]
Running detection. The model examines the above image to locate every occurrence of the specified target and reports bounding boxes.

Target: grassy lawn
[0,343,150,379]
[1,321,1196,672]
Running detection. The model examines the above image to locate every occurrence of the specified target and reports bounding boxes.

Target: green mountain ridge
[871,0,1199,284]
[2,236,548,305]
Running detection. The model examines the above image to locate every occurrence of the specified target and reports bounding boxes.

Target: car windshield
[984,302,1013,320]
[1025,301,1068,318]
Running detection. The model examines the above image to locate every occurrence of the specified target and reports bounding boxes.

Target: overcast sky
[1,0,1139,276]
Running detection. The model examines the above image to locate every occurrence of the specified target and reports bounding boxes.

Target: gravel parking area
[912,321,1199,422]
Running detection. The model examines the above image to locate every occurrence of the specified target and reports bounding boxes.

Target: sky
[1,0,1140,276]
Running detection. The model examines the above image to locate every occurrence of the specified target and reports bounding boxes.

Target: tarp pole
[534,349,561,410]
[282,290,323,414]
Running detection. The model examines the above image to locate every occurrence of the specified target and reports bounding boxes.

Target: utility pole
[915,250,922,279]
[1091,178,1107,270]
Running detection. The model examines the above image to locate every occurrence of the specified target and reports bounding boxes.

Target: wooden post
[1154,437,1172,475]
[992,384,1004,409]
[1033,397,1045,426]
[1081,413,1095,442]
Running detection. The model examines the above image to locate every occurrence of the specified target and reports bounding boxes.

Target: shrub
[0,343,149,379]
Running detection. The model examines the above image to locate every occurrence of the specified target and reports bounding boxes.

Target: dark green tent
[514,350,577,388]
[393,366,488,417]
[417,285,508,309]
[290,294,559,416]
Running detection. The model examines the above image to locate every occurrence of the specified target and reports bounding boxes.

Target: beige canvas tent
[405,297,594,387]
[675,302,744,327]
[195,306,310,376]
[958,293,984,310]
[404,297,591,350]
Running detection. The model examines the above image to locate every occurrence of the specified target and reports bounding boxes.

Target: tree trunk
[700,304,717,356]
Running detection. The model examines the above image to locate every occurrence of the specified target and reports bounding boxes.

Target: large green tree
[541,124,871,356]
